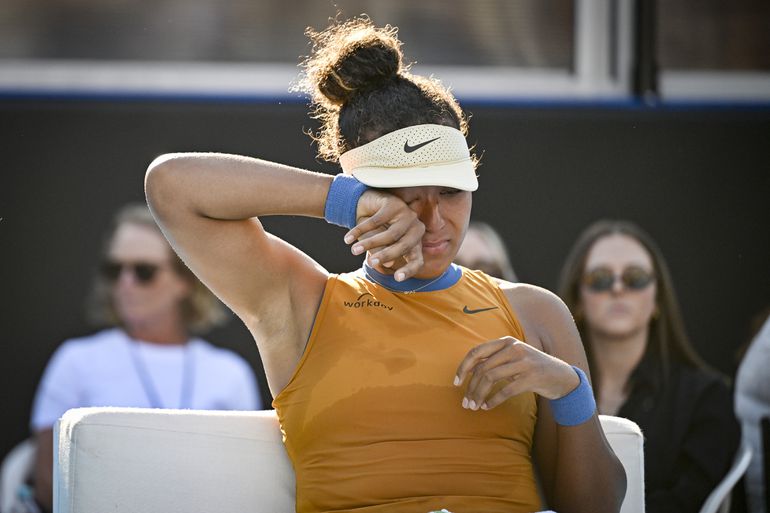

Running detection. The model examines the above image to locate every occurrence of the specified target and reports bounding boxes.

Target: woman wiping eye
[145,15,626,513]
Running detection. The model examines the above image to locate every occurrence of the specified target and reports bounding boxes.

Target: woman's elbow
[145,153,188,214]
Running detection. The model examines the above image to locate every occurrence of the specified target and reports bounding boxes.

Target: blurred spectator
[27,203,261,512]
[558,219,740,513]
[454,221,517,281]
[735,309,770,513]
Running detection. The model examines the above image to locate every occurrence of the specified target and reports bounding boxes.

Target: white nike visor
[339,124,478,191]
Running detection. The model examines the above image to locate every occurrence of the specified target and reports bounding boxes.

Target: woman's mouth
[422,239,449,255]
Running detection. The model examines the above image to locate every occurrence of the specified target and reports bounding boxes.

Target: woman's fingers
[481,380,532,410]
[370,223,425,267]
[459,339,529,410]
[456,337,582,410]
[454,337,519,386]
[344,192,425,272]
[351,222,409,258]
[463,361,525,410]
[392,242,424,281]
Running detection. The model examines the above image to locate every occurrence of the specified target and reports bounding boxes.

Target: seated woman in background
[454,221,518,281]
[557,219,740,513]
[29,204,261,513]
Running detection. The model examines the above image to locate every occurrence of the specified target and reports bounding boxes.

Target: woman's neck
[588,327,648,401]
[124,314,188,345]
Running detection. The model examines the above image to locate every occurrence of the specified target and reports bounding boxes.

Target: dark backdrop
[3,99,769,460]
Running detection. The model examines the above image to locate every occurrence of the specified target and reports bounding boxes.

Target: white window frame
[6,0,768,103]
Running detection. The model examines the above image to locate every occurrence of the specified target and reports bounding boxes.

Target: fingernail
[453,375,460,386]
[370,258,380,265]
[344,234,354,244]
[480,403,488,410]
[462,397,468,409]
[395,272,405,281]
[352,244,363,255]
[469,400,477,410]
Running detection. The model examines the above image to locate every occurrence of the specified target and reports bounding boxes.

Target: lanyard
[128,338,195,409]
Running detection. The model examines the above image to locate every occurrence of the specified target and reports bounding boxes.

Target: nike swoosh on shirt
[463,306,499,314]
[403,137,441,153]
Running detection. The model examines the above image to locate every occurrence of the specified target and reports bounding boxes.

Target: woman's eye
[440,188,461,196]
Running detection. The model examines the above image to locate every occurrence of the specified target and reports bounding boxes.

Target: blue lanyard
[128,339,195,409]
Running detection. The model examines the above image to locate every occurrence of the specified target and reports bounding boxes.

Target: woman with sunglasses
[145,18,625,513]
[28,203,261,513]
[557,219,740,513]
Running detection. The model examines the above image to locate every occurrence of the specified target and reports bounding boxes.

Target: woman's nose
[419,200,445,231]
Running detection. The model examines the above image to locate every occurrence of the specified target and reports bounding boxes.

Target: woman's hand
[454,337,580,410]
[344,189,426,280]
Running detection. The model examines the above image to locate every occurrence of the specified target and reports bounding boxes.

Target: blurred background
[2,0,769,462]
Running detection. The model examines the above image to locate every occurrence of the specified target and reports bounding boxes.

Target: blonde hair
[458,222,518,282]
[86,203,227,334]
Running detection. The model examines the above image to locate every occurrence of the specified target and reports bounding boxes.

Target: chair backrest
[55,408,295,513]
[698,442,752,513]
[54,408,644,513]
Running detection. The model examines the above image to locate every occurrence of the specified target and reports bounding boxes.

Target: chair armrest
[600,415,646,513]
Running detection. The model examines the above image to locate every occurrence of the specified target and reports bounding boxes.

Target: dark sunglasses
[101,261,164,285]
[583,266,655,293]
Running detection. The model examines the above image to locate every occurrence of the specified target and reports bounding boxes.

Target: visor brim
[350,159,478,192]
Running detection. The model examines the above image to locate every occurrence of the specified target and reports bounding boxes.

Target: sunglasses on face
[101,260,165,285]
[582,266,655,293]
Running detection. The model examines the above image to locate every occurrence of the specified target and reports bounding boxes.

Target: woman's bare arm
[145,153,423,394]
[146,153,331,393]
[516,286,626,513]
[455,284,626,513]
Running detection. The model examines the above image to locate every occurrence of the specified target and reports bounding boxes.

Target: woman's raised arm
[146,152,329,319]
[145,152,423,393]
[145,153,333,393]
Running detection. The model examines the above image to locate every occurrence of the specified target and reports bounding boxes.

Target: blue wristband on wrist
[324,174,368,229]
[549,365,596,427]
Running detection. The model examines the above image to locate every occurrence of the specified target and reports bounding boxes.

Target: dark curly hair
[296,16,469,162]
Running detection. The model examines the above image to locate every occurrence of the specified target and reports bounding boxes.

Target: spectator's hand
[345,190,425,280]
[454,337,580,410]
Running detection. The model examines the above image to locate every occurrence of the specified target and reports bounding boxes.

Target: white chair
[0,438,36,513]
[54,407,645,513]
[600,415,645,513]
[698,442,752,513]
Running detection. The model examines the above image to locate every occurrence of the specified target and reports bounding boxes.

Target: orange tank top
[273,268,542,513]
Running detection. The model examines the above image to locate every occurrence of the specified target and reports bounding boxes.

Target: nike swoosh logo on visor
[463,306,499,314]
[403,137,441,153]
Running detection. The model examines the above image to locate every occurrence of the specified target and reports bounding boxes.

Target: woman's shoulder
[498,281,581,356]
[499,281,571,321]
[57,328,126,354]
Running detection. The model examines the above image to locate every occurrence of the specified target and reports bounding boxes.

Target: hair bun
[303,18,403,107]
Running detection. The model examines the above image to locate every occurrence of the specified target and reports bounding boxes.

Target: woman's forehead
[584,234,653,269]
[108,223,170,261]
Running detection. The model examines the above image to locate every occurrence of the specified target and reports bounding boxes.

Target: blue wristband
[324,174,368,229]
[549,366,596,426]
